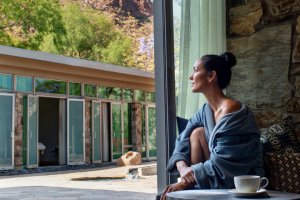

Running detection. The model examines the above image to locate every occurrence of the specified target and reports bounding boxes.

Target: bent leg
[189,127,210,165]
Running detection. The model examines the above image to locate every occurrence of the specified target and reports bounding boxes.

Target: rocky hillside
[82,0,153,19]
[80,0,154,71]
[0,0,154,72]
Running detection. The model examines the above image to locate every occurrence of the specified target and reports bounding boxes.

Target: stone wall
[85,100,91,164]
[131,102,142,154]
[14,93,23,169]
[227,0,300,141]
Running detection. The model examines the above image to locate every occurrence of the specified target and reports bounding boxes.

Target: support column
[85,99,91,164]
[15,93,23,169]
[131,102,142,154]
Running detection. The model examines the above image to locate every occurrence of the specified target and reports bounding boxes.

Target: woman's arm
[167,105,206,174]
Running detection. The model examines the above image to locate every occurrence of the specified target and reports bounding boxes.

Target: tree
[41,3,134,67]
[0,0,65,49]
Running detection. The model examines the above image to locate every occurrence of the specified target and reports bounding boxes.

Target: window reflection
[134,90,145,102]
[84,84,96,97]
[35,78,66,94]
[146,92,155,103]
[69,82,81,96]
[98,86,121,100]
[0,73,13,91]
[16,76,33,92]
[123,88,133,101]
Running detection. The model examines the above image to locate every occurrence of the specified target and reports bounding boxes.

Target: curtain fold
[177,0,226,119]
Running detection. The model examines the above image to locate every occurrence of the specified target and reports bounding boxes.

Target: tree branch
[0,22,16,30]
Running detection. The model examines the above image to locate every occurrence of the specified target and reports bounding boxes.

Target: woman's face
[189,60,210,92]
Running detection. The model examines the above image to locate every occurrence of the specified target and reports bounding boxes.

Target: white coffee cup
[234,175,269,193]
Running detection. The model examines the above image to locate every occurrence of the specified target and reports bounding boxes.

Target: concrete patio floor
[0,162,157,200]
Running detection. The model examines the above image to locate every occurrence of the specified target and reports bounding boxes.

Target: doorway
[38,97,60,166]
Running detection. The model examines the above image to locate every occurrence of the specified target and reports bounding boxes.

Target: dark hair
[200,52,237,89]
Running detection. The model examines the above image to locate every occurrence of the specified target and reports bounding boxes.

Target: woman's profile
[160,52,264,200]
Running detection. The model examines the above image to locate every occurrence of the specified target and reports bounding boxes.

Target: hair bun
[220,52,237,68]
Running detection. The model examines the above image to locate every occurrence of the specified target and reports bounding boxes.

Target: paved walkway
[0,162,157,200]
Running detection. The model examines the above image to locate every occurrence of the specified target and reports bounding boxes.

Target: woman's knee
[190,127,205,142]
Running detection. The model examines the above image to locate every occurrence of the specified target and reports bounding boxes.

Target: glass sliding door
[92,101,101,163]
[141,105,147,158]
[0,93,14,169]
[123,103,132,152]
[147,105,156,158]
[27,95,38,168]
[101,102,110,162]
[143,104,156,159]
[67,99,85,164]
[111,103,123,160]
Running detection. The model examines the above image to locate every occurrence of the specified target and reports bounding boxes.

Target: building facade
[0,45,156,170]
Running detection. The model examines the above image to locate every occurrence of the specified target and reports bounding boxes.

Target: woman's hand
[176,161,195,185]
[180,167,195,185]
[160,180,194,200]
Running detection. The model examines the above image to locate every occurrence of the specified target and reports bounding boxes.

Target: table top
[166,189,300,200]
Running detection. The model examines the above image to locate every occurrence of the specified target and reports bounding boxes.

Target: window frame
[153,0,178,193]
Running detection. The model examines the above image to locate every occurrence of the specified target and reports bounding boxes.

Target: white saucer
[228,189,268,197]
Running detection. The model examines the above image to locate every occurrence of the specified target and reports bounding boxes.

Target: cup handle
[259,177,269,189]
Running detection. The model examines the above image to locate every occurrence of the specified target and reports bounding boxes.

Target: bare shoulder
[223,99,241,114]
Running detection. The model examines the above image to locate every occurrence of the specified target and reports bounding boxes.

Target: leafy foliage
[0,0,153,71]
[0,0,65,49]
[40,3,135,67]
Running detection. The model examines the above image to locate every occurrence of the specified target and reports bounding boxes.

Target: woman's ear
[207,70,217,82]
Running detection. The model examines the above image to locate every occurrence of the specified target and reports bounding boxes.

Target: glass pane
[68,100,84,163]
[28,96,38,166]
[141,105,146,146]
[98,86,121,100]
[84,84,96,97]
[142,146,146,158]
[134,90,145,102]
[148,107,156,157]
[92,102,101,162]
[124,147,133,153]
[146,92,155,103]
[0,74,13,90]
[112,104,122,159]
[123,103,132,146]
[0,95,13,168]
[141,105,147,158]
[69,82,81,96]
[109,87,122,100]
[35,78,66,94]
[16,76,33,92]
[123,89,133,101]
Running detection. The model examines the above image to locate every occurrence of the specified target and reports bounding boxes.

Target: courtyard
[0,162,157,200]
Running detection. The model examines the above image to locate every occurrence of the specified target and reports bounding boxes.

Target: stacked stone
[85,100,91,164]
[226,0,300,141]
[131,102,142,154]
[15,93,24,169]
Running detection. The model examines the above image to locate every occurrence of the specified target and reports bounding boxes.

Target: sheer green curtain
[177,0,226,119]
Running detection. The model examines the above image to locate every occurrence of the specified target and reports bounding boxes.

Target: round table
[166,189,300,200]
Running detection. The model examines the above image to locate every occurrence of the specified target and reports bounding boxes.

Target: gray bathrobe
[167,103,264,189]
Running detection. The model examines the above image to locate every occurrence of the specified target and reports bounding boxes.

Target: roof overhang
[0,45,155,91]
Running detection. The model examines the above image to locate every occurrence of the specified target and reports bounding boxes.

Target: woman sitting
[160,52,264,200]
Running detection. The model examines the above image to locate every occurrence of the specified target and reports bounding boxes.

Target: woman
[160,52,264,200]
